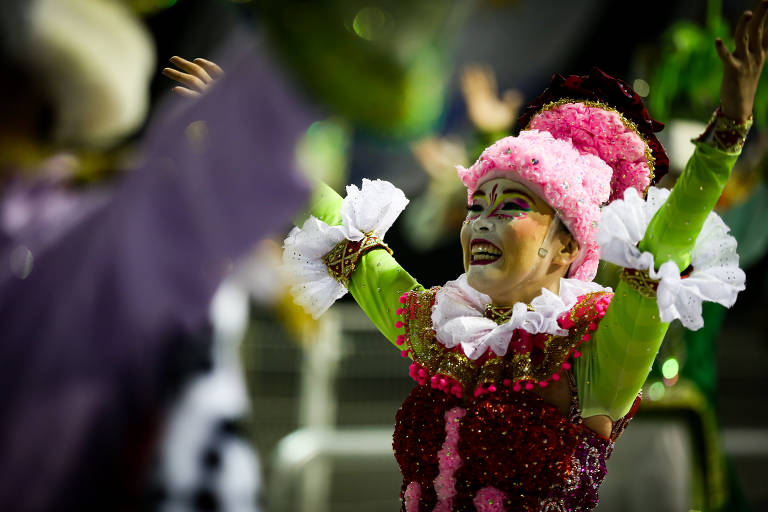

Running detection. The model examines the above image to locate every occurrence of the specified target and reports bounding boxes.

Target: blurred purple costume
[0,46,310,510]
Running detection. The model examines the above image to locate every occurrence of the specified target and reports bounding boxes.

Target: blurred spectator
[0,2,311,510]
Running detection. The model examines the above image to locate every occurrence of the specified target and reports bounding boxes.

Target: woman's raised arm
[577,3,767,421]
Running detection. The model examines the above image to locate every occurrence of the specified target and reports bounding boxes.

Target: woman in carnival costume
[281,5,767,511]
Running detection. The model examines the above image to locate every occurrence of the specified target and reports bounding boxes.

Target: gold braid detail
[321,234,392,287]
[619,268,659,298]
[695,108,753,153]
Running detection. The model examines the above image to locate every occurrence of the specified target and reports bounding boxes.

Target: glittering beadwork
[321,234,392,287]
[696,107,753,153]
[619,267,659,298]
[393,287,639,511]
[393,384,641,511]
[399,289,612,396]
[484,303,533,324]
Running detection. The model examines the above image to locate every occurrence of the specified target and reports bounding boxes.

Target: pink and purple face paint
[466,183,532,221]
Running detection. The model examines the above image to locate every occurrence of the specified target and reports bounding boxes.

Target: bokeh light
[9,245,34,280]
[632,78,650,97]
[648,381,665,401]
[352,7,391,41]
[661,357,679,380]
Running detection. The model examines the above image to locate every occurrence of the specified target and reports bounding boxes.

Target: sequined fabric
[394,384,635,511]
[392,288,640,511]
[401,289,611,394]
[695,107,753,153]
[322,234,392,287]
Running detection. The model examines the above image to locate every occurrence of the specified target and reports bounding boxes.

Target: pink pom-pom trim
[409,363,429,386]
[430,374,463,398]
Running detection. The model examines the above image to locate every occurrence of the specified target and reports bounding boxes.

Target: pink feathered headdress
[457,69,667,281]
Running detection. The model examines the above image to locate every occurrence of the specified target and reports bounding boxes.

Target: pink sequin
[433,406,466,511]
[404,481,421,512]
[473,486,507,512]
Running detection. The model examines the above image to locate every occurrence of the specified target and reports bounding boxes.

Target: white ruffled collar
[431,274,610,360]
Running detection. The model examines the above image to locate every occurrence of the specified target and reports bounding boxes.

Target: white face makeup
[459,177,578,305]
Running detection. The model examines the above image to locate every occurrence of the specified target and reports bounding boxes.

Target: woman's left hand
[162,56,224,98]
[717,0,768,122]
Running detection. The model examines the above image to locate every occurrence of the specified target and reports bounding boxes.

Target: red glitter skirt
[393,384,622,511]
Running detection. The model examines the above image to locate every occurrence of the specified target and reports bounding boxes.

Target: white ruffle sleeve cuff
[282,179,408,318]
[597,186,745,330]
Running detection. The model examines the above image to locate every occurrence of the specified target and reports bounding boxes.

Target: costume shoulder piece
[394,277,612,398]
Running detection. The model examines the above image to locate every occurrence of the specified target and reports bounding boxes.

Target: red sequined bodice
[391,288,639,511]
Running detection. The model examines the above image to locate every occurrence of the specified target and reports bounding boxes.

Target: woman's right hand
[162,56,223,98]
[460,65,522,134]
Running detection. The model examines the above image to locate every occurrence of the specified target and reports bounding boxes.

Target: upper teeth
[471,243,501,257]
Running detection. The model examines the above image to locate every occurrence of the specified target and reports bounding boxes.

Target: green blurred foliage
[648,0,768,124]
[251,0,465,138]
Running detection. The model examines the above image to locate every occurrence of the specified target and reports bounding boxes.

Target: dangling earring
[537,214,561,258]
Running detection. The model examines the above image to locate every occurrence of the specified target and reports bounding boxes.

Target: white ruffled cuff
[282,179,408,318]
[598,186,745,330]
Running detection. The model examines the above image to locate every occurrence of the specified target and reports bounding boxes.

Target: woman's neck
[488,271,564,306]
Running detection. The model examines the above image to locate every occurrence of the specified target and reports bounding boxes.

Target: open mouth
[470,239,502,265]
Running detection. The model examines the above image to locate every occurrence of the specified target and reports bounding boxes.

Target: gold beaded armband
[619,268,659,298]
[321,234,392,287]
[696,107,753,153]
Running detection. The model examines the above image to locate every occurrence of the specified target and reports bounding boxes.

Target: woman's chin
[466,267,499,296]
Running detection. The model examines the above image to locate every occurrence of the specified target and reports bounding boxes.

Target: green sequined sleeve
[303,182,424,347]
[576,139,742,421]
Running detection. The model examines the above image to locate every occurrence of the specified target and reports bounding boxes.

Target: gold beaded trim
[619,268,659,298]
[526,98,656,186]
[403,289,612,396]
[714,112,754,131]
[713,110,753,153]
[321,234,392,288]
[484,303,534,324]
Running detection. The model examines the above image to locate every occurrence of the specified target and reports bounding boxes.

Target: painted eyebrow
[502,188,532,198]
[471,191,489,202]
[502,189,534,203]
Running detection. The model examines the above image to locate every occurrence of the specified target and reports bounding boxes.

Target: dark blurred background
[1,0,766,511]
